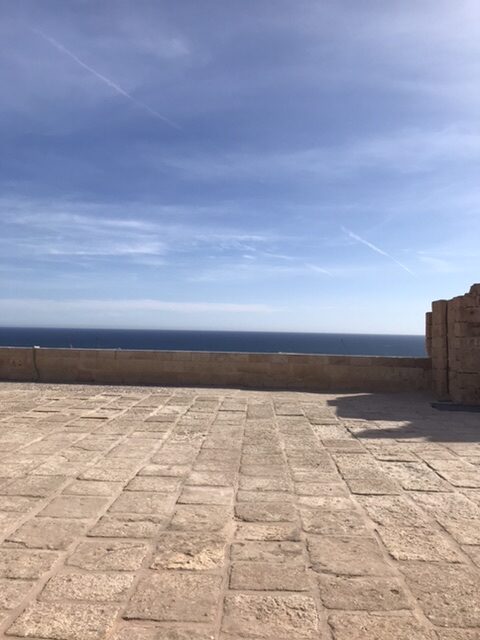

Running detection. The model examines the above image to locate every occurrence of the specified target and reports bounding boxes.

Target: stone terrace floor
[0,383,480,640]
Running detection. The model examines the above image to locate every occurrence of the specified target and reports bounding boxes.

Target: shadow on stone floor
[327,392,480,443]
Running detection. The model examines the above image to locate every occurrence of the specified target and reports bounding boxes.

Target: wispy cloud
[342,227,415,276]
[0,298,272,314]
[31,28,181,129]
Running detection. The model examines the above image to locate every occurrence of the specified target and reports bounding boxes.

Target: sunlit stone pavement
[0,381,480,639]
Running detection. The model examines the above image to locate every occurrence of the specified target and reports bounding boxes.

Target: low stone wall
[0,347,432,392]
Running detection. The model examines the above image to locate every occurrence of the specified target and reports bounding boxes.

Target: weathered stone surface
[178,486,234,505]
[307,535,392,576]
[109,492,176,516]
[317,575,410,610]
[151,533,226,571]
[0,548,57,579]
[6,602,120,640]
[0,578,34,609]
[328,612,437,639]
[126,476,182,492]
[300,506,367,536]
[67,540,150,571]
[170,505,230,532]
[124,572,221,622]
[230,562,309,591]
[235,522,302,541]
[63,480,123,496]
[7,517,91,550]
[235,502,296,523]
[231,541,303,563]
[40,495,109,519]
[40,571,134,601]
[222,594,319,639]
[377,526,464,562]
[111,628,215,640]
[88,514,166,538]
[401,562,480,627]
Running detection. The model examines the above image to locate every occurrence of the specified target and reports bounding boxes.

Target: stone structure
[427,283,480,405]
[0,347,431,393]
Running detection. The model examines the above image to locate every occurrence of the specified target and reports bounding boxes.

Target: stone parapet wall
[0,347,431,393]
[429,283,480,404]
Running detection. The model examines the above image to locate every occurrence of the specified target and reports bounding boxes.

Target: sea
[0,327,426,357]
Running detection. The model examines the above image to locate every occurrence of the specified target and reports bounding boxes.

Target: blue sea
[0,327,426,357]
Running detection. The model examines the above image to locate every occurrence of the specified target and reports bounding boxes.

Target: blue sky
[1,1,479,333]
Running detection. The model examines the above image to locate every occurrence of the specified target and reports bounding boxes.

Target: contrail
[32,28,181,130]
[342,227,415,276]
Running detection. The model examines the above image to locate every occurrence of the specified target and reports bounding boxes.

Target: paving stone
[235,502,296,522]
[6,601,120,640]
[344,473,402,495]
[317,574,410,610]
[178,486,234,505]
[170,505,231,532]
[237,490,294,503]
[307,535,392,576]
[464,545,480,567]
[241,464,287,477]
[328,612,437,639]
[0,548,57,578]
[124,572,221,622]
[357,495,434,528]
[377,526,465,562]
[185,470,236,486]
[109,492,176,516]
[151,533,226,570]
[67,540,150,571]
[139,464,189,477]
[111,627,215,640]
[235,522,302,541]
[401,562,480,627]
[40,571,134,601]
[436,631,480,639]
[222,593,319,639]
[40,495,109,519]
[0,496,39,512]
[0,475,66,497]
[88,514,166,538]
[126,476,182,492]
[231,541,303,563]
[382,462,451,491]
[63,480,123,496]
[230,562,309,591]
[0,578,34,609]
[300,506,367,536]
[239,476,290,491]
[7,517,91,550]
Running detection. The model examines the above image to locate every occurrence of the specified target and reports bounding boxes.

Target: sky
[1,0,479,334]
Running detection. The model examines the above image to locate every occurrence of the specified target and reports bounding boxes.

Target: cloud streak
[31,28,181,129]
[342,227,415,276]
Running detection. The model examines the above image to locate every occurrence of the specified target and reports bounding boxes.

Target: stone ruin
[426,283,480,405]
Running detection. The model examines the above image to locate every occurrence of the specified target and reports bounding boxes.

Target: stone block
[124,572,221,622]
